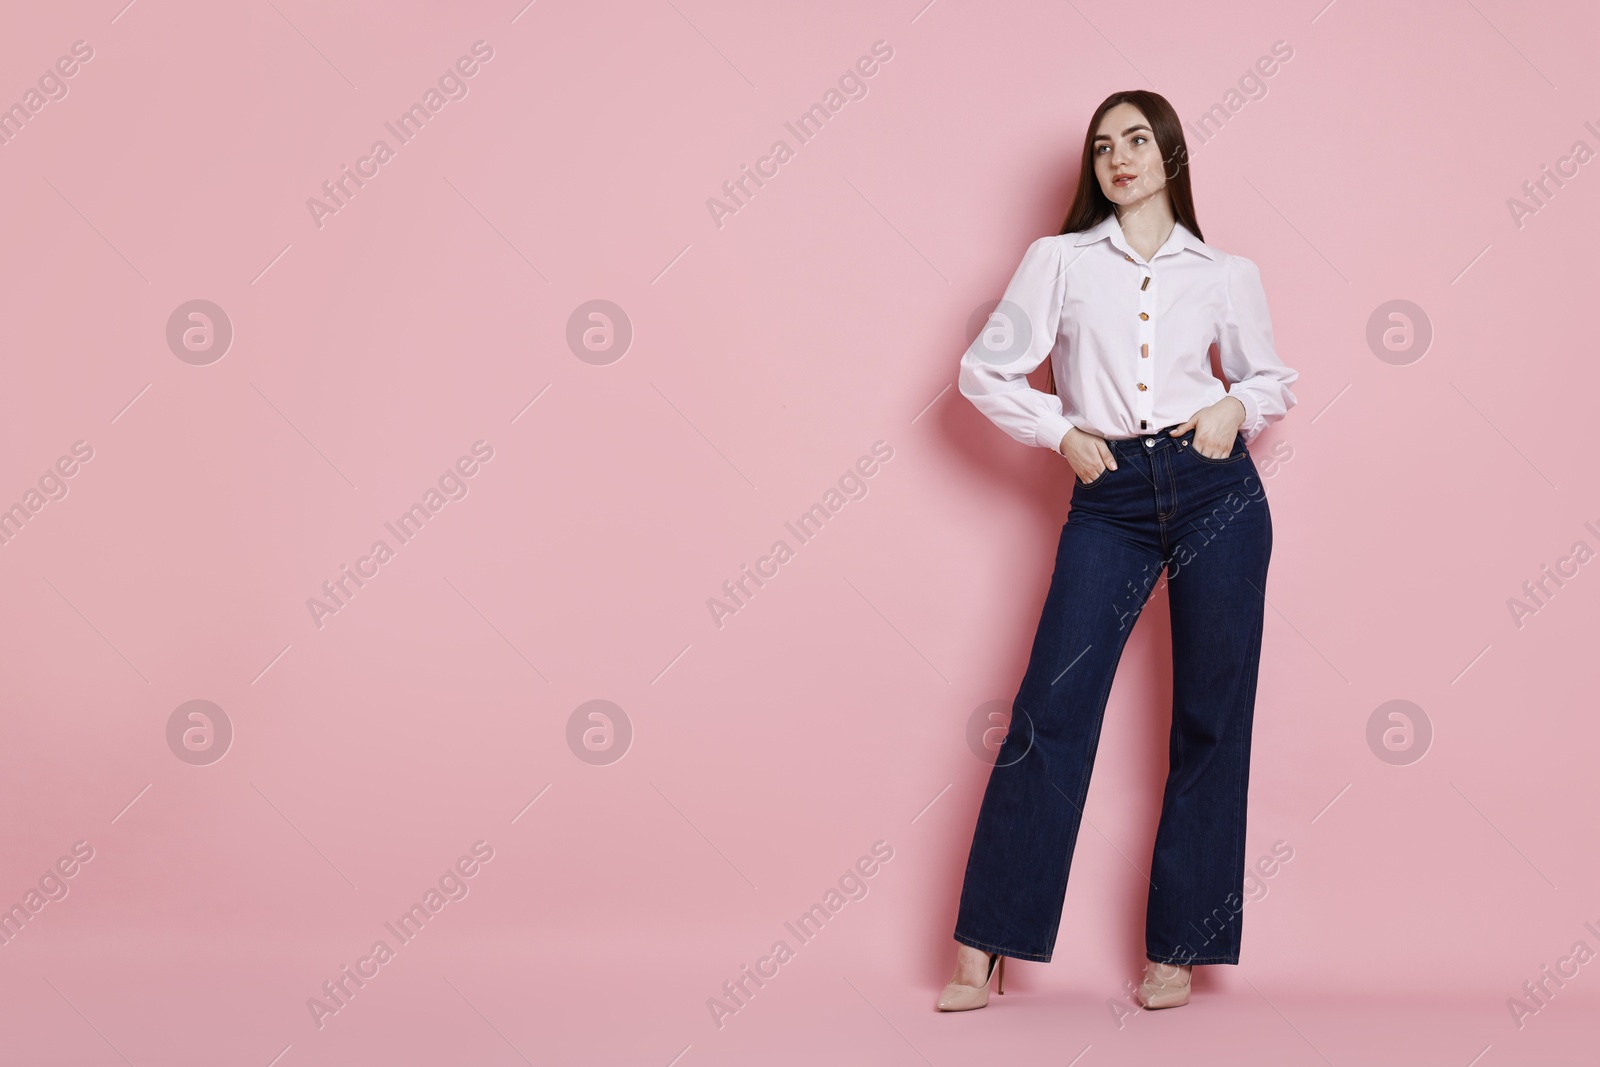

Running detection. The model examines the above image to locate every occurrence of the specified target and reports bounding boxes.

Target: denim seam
[1125,450,1156,488]
[1147,951,1239,965]
[1196,581,1265,966]
[1155,449,1174,551]
[952,931,1050,963]
[1224,600,1266,962]
[1148,514,1265,966]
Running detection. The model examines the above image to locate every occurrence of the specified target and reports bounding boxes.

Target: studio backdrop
[1,1,1597,1065]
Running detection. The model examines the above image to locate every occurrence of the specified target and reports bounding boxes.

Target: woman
[937,90,1299,1012]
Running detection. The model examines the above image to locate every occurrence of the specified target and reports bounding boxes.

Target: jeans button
[1144,438,1155,448]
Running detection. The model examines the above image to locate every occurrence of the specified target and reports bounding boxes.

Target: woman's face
[1093,102,1168,214]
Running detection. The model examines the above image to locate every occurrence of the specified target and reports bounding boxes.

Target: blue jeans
[953,423,1272,966]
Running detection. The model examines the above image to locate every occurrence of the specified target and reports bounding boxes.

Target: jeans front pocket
[1183,430,1247,465]
[1076,464,1112,488]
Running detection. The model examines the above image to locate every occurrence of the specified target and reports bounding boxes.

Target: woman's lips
[1114,175,1135,186]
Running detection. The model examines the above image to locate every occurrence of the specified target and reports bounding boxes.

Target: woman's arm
[1218,253,1299,442]
[957,236,1075,452]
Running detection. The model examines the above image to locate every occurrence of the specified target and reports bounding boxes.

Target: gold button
[1141,343,1149,358]
[1139,312,1149,320]
[1124,254,1134,262]
[1137,382,1148,391]
[1140,277,1150,290]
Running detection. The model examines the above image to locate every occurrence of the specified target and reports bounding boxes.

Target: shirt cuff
[1225,386,1263,443]
[1035,410,1075,453]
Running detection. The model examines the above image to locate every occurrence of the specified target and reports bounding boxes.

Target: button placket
[1136,266,1155,430]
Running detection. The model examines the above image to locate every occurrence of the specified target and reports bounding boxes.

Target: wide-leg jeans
[953,422,1273,966]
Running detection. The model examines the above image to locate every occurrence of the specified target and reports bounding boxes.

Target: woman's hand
[1058,426,1116,484]
[1169,397,1247,459]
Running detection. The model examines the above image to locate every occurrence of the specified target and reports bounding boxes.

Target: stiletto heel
[936,951,1005,1012]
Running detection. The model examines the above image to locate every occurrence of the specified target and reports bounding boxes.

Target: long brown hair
[1041,90,1202,399]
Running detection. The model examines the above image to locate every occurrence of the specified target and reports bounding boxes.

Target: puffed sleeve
[1219,253,1299,443]
[957,235,1075,451]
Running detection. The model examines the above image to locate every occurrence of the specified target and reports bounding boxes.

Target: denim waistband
[1104,423,1194,457]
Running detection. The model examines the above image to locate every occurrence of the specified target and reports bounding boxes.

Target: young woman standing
[937,90,1299,1012]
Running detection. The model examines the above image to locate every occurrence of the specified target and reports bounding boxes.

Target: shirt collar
[1072,212,1218,262]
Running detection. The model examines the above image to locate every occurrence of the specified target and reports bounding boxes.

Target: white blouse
[958,213,1299,449]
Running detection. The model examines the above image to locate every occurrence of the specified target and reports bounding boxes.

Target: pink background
[2,1,1598,1064]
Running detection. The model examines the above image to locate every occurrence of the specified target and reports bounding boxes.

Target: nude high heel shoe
[936,951,1005,1011]
[1135,960,1191,1009]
